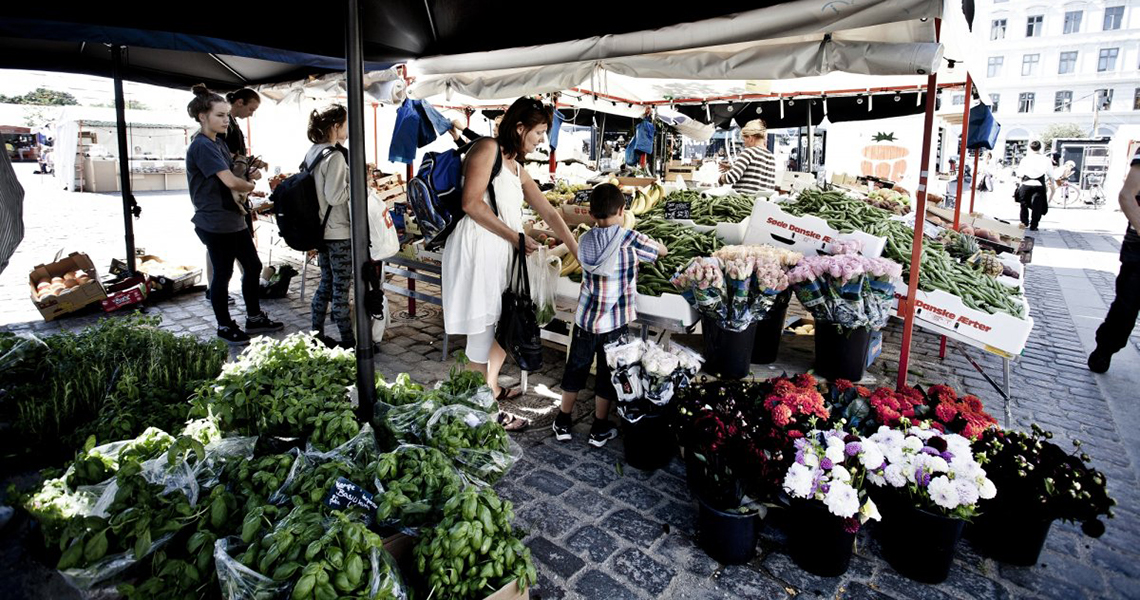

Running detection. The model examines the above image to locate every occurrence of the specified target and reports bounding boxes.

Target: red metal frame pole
[897,20,941,391]
[953,74,973,231]
[549,149,557,174]
[969,151,980,213]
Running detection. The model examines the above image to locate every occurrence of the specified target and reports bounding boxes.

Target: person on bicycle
[1050,160,1077,205]
[1015,141,1054,231]
[1088,146,1140,373]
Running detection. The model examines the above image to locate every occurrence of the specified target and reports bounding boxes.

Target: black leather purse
[495,233,544,371]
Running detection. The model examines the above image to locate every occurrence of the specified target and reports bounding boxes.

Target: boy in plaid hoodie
[553,184,667,447]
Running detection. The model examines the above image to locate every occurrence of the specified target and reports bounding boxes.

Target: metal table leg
[1003,357,1012,428]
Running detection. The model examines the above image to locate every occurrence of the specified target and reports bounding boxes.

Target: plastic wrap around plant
[528,245,560,327]
[425,405,516,486]
[269,425,380,505]
[214,537,291,600]
[372,444,466,535]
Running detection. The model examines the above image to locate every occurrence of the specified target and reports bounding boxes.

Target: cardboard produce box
[101,275,151,313]
[28,252,107,321]
[559,204,596,227]
[381,533,530,600]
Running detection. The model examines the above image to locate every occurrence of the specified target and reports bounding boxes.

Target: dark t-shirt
[186,133,245,234]
[223,120,246,157]
[1122,148,1140,262]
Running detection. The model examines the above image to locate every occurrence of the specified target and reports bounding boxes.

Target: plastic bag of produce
[381,398,442,446]
[425,405,516,486]
[527,245,560,327]
[372,444,466,535]
[269,425,379,505]
[214,537,291,600]
[0,331,48,382]
[605,338,644,403]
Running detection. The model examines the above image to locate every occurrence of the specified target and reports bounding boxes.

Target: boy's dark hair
[589,183,625,219]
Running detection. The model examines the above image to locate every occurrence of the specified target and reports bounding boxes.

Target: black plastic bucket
[814,323,872,381]
[875,490,965,583]
[624,413,676,472]
[701,316,758,380]
[697,495,759,565]
[787,499,856,577]
[968,508,1053,566]
[751,300,790,365]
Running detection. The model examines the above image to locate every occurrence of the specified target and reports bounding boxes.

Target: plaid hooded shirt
[575,226,660,333]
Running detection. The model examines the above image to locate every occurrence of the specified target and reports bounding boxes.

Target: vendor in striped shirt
[719,119,777,196]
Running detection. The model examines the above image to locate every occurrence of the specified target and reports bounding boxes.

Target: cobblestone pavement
[2,165,1139,599]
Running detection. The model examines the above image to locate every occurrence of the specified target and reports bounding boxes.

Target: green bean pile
[645,190,755,225]
[634,218,724,297]
[784,189,1026,318]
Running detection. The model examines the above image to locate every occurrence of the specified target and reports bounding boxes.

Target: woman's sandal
[495,387,523,401]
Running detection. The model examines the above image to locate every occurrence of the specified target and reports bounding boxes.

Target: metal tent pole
[953,74,973,230]
[897,20,941,391]
[111,45,138,275]
[969,150,980,213]
[346,0,376,421]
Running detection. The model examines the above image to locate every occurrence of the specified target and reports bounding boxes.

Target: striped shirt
[720,146,777,195]
[575,228,659,334]
[0,149,25,275]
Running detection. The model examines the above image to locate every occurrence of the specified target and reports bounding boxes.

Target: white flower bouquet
[784,428,884,532]
[866,425,996,519]
[605,339,703,422]
[672,245,801,332]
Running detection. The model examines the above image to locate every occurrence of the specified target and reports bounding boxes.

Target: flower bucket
[701,315,758,380]
[697,495,759,565]
[751,297,790,365]
[685,453,744,510]
[623,413,676,472]
[875,491,964,583]
[787,499,856,577]
[814,323,872,381]
[968,508,1054,566]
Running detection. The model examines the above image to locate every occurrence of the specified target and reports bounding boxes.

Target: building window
[1103,6,1124,31]
[1018,92,1035,113]
[1026,15,1043,37]
[1054,91,1073,112]
[1022,54,1040,76]
[990,94,1000,113]
[1134,88,1140,111]
[952,94,965,106]
[990,19,1007,40]
[988,56,1004,78]
[1098,48,1119,72]
[1096,89,1113,111]
[1058,51,1078,74]
[1063,10,1083,34]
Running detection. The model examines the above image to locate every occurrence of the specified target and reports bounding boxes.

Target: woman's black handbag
[495,233,544,371]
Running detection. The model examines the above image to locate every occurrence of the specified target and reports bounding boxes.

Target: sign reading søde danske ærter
[323,477,378,523]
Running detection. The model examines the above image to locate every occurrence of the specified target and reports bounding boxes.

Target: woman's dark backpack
[270,146,342,251]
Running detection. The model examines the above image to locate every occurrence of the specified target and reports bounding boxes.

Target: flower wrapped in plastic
[721,255,757,329]
[862,257,902,329]
[604,338,644,403]
[608,340,701,423]
[671,257,727,321]
[788,247,902,331]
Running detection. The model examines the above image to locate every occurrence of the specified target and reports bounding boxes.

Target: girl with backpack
[305,104,355,349]
[185,84,283,344]
[441,97,579,428]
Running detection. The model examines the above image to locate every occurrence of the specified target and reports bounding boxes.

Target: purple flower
[920,446,940,457]
[820,483,831,494]
[794,438,808,451]
[940,451,954,462]
[795,450,806,465]
[844,442,862,456]
[915,467,932,487]
[821,457,835,470]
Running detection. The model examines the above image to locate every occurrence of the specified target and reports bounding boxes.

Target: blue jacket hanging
[625,118,655,165]
[389,99,453,164]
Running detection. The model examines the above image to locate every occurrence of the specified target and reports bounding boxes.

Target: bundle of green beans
[634,218,724,297]
[646,191,754,225]
[784,188,1026,319]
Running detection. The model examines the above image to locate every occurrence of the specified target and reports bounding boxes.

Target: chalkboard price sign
[572,189,593,205]
[664,201,691,220]
[323,477,378,522]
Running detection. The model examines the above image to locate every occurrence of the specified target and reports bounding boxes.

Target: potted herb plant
[969,425,1115,565]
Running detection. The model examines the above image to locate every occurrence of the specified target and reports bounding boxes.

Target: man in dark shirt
[1089,145,1140,373]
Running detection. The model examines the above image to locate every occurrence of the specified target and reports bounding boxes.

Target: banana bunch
[560,254,581,277]
[630,182,666,216]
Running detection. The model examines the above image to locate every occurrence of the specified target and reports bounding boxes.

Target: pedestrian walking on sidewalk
[304,104,355,350]
[1015,141,1054,231]
[1089,146,1140,373]
[185,84,282,345]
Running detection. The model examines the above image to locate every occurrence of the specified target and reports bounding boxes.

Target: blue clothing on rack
[624,118,655,165]
[389,99,453,164]
[550,110,565,149]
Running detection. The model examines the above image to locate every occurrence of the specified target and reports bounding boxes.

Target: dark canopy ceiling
[0,2,783,89]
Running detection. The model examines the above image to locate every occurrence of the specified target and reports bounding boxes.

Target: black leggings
[195,227,262,327]
[1095,261,1140,355]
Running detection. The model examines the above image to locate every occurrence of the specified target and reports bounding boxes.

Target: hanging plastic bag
[425,405,516,486]
[371,295,391,342]
[527,245,560,327]
[368,188,401,260]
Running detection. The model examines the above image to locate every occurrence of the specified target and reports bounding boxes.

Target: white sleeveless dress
[442,162,524,335]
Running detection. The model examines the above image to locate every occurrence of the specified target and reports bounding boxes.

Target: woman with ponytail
[185,84,283,344]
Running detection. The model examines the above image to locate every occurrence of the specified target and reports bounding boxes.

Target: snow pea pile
[634,218,724,297]
[646,190,755,225]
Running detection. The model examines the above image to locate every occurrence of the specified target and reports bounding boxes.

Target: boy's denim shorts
[561,325,629,401]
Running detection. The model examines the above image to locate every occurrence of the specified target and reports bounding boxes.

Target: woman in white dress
[442,98,579,425]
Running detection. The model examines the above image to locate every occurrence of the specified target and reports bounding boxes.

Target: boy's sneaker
[552,411,573,442]
[246,312,284,332]
[588,419,619,448]
[217,324,250,345]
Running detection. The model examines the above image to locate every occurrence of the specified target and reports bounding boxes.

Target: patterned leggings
[312,239,355,343]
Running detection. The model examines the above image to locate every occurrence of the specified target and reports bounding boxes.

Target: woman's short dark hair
[497,97,552,158]
[308,104,348,143]
[226,88,260,105]
[589,183,625,219]
[187,84,225,122]
[1029,140,1042,152]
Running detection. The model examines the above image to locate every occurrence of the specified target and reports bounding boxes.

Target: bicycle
[1082,173,1107,208]
[1051,180,1082,208]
